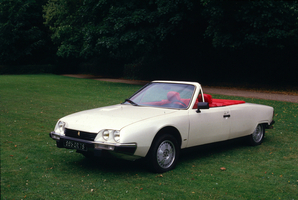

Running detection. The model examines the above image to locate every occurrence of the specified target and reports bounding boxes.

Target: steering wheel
[171,100,187,108]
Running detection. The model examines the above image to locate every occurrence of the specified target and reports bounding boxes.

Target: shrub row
[0,65,58,75]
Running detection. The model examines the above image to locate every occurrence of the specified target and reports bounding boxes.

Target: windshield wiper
[124,99,139,106]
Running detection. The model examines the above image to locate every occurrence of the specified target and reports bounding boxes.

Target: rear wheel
[147,134,180,173]
[247,124,265,146]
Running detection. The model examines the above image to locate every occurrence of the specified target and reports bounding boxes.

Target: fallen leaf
[157,174,163,178]
[220,167,226,171]
[9,155,14,157]
[14,145,17,147]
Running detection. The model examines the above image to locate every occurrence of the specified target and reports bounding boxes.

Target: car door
[187,107,231,147]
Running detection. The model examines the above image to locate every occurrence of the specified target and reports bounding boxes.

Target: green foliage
[43,0,201,61]
[43,0,298,60]
[202,0,298,49]
[123,62,144,80]
[0,0,54,65]
[43,0,84,58]
[2,0,298,81]
[1,75,298,199]
[0,65,57,74]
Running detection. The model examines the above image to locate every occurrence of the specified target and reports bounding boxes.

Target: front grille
[65,128,97,141]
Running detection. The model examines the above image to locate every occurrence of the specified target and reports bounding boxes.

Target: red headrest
[167,91,181,101]
[198,94,212,104]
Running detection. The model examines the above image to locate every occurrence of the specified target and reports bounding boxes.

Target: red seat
[195,94,245,108]
[167,91,181,102]
[194,94,213,108]
[198,94,212,104]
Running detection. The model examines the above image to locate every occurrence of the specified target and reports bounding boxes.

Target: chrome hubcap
[157,140,176,169]
[252,124,263,143]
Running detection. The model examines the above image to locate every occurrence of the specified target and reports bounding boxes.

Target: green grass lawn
[1,75,297,199]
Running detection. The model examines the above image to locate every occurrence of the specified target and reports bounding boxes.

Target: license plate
[64,140,87,151]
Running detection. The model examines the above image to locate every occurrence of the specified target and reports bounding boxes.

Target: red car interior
[142,92,245,109]
[194,94,246,108]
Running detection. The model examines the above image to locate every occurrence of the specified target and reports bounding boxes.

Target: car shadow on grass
[178,135,269,165]
[70,153,149,174]
[65,136,269,174]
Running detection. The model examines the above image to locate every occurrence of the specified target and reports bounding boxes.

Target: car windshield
[126,82,195,109]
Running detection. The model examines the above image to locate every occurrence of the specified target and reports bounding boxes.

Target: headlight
[58,121,65,132]
[102,130,110,141]
[100,129,120,142]
[55,121,66,134]
[113,130,120,143]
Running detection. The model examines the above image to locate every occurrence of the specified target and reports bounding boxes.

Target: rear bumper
[49,131,137,156]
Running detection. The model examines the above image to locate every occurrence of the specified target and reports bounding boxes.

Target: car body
[49,80,275,172]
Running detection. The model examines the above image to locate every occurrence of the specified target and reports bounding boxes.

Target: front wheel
[147,134,180,173]
[247,124,265,146]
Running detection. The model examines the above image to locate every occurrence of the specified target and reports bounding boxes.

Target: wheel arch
[252,122,269,133]
[247,123,266,146]
[146,126,182,157]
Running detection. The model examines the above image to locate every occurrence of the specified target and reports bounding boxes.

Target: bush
[123,63,143,80]
[0,65,57,74]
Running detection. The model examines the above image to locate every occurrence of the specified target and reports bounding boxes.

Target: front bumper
[49,131,137,156]
[265,120,275,129]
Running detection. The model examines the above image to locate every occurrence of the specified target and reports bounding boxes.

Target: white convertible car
[50,81,275,172]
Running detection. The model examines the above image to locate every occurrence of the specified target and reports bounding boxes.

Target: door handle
[223,114,230,118]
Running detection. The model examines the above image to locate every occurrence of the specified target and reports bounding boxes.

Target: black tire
[146,134,180,173]
[247,124,265,146]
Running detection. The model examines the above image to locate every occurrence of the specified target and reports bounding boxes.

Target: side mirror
[196,102,209,113]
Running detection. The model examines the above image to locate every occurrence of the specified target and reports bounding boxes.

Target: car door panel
[187,107,231,147]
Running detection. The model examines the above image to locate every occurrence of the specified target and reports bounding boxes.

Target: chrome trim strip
[50,132,137,148]
[93,141,137,147]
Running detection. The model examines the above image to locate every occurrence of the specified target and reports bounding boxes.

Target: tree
[0,0,53,65]
[202,0,298,49]
[43,0,202,62]
[199,0,298,86]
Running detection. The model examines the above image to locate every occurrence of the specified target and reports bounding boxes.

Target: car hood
[60,104,177,133]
